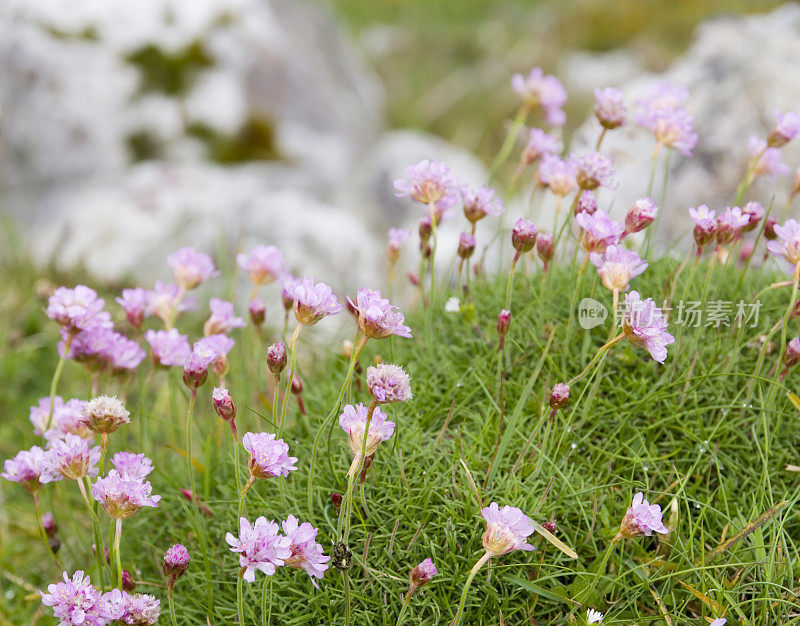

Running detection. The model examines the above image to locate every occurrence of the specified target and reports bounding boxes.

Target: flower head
[624,198,658,235]
[182,349,213,390]
[40,570,107,626]
[212,387,237,423]
[636,83,697,155]
[768,219,800,265]
[366,363,412,404]
[41,434,101,482]
[512,219,538,253]
[549,383,570,410]
[249,299,266,326]
[92,470,160,519]
[116,288,151,328]
[461,185,504,223]
[575,190,597,216]
[282,515,331,588]
[749,136,789,179]
[204,298,245,336]
[768,109,800,148]
[619,491,668,538]
[36,397,92,443]
[457,232,476,259]
[148,281,196,326]
[576,209,625,254]
[118,592,161,625]
[2,445,50,491]
[521,128,561,165]
[387,228,411,263]
[622,291,675,363]
[347,287,412,339]
[586,608,604,623]
[226,517,292,582]
[288,277,342,326]
[267,342,287,374]
[594,87,625,129]
[47,286,110,334]
[237,245,285,285]
[689,205,716,248]
[511,67,567,126]
[242,432,298,479]
[167,247,218,290]
[339,403,395,463]
[573,152,616,191]
[538,154,577,196]
[481,502,535,556]
[716,206,750,246]
[145,329,191,368]
[409,558,437,591]
[536,232,554,265]
[589,245,648,292]
[393,160,462,213]
[163,544,191,579]
[741,201,764,233]
[80,396,130,435]
[111,452,153,481]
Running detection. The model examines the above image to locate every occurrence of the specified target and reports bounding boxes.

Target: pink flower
[339,403,395,464]
[636,83,697,155]
[624,198,658,235]
[589,245,648,292]
[167,247,218,290]
[40,570,107,626]
[715,206,750,245]
[249,298,266,326]
[288,277,342,326]
[521,128,561,165]
[226,517,292,582]
[457,232,476,259]
[461,185,504,223]
[619,492,668,538]
[47,286,110,334]
[163,544,191,579]
[204,298,245,336]
[30,396,62,436]
[242,432,298,479]
[148,281,197,326]
[512,219,538,254]
[116,288,151,328]
[480,502,535,556]
[182,347,214,390]
[511,67,567,126]
[741,201,764,233]
[576,209,625,254]
[79,396,130,435]
[237,245,285,285]
[594,87,626,129]
[575,190,597,216]
[689,205,716,248]
[749,136,790,179]
[145,329,191,368]
[768,109,800,148]
[2,445,50,491]
[347,287,412,339]
[393,160,462,213]
[111,452,153,481]
[538,154,577,196]
[409,558,437,590]
[366,363,412,404]
[41,434,101,482]
[92,470,160,519]
[572,152,616,191]
[282,515,331,588]
[117,592,161,625]
[767,219,800,265]
[107,334,147,373]
[387,228,411,263]
[622,291,675,363]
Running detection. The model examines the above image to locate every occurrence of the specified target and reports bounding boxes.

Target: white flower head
[445,297,461,313]
[586,608,604,624]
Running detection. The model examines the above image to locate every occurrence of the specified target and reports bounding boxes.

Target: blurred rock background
[0,0,794,287]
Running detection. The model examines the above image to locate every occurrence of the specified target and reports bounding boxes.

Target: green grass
[2,226,800,623]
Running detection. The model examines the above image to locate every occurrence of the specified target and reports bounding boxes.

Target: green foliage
[187,116,281,164]
[126,41,214,97]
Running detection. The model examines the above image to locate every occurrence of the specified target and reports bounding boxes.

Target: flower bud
[408,272,419,287]
[549,383,570,410]
[575,190,597,216]
[418,217,432,243]
[784,337,800,371]
[457,232,476,259]
[541,520,557,534]
[512,218,537,253]
[281,285,294,312]
[182,353,210,390]
[741,202,764,233]
[163,544,191,580]
[420,241,432,259]
[41,512,57,537]
[764,216,778,240]
[536,232,554,265]
[291,375,303,396]
[212,387,236,423]
[267,342,287,375]
[693,223,715,249]
[408,558,437,594]
[121,570,136,592]
[249,299,266,326]
[497,309,511,351]
[624,198,658,235]
[331,492,343,512]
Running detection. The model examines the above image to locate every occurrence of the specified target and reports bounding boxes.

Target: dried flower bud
[121,570,136,592]
[267,342,287,375]
[249,299,266,326]
[549,383,570,410]
[408,558,437,593]
[418,217,432,243]
[80,396,131,435]
[536,232,555,264]
[212,387,236,423]
[541,520,557,534]
[331,492,343,512]
[457,232,476,259]
[512,219,538,253]
[764,216,778,240]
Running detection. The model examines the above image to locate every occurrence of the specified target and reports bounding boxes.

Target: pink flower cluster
[481,502,535,556]
[92,467,160,519]
[511,67,567,126]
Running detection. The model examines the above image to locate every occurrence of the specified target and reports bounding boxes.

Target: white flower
[445,297,461,313]
[586,608,604,624]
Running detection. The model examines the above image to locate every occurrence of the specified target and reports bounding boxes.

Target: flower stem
[236,568,245,625]
[450,552,492,626]
[168,586,178,626]
[278,324,303,438]
[80,477,106,588]
[339,401,377,544]
[261,573,272,626]
[33,492,61,567]
[504,251,521,310]
[395,594,412,626]
[427,201,439,316]
[45,333,73,432]
[567,334,624,387]
[113,517,123,589]
[488,106,528,181]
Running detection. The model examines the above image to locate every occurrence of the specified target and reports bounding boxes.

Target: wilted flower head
[41,434,101,482]
[226,517,292,582]
[458,232,476,259]
[576,209,625,254]
[242,432,298,479]
[741,201,764,233]
[148,281,197,327]
[549,383,570,410]
[167,247,218,290]
[409,558,437,591]
[282,515,331,588]
[366,363,412,404]
[618,491,668,538]
[339,403,395,464]
[573,152,616,191]
[116,288,151,328]
[348,287,412,339]
[521,128,561,165]
[716,206,750,246]
[288,277,342,326]
[47,286,110,334]
[2,445,50,492]
[622,291,675,363]
[586,608,604,624]
[768,109,800,148]
[624,198,658,235]
[163,544,191,579]
[393,160,461,213]
[212,387,237,423]
[237,245,285,286]
[92,470,160,519]
[461,185,504,223]
[40,570,109,626]
[538,154,577,196]
[512,219,538,254]
[204,298,245,336]
[594,87,626,129]
[387,228,411,264]
[481,502,535,556]
[111,452,153,481]
[575,190,597,216]
[80,396,130,435]
[145,329,191,368]
[689,205,716,248]
[511,67,567,126]
[749,136,790,179]
[589,245,648,292]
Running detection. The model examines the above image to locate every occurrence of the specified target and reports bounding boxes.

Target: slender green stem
[33,492,61,567]
[777,264,799,378]
[576,534,622,604]
[595,127,607,151]
[79,477,106,588]
[339,400,378,544]
[396,593,412,626]
[278,324,302,438]
[504,252,520,310]
[567,334,624,387]
[233,429,242,495]
[343,570,351,626]
[735,147,766,205]
[646,144,661,198]
[488,106,528,181]
[113,518,123,589]
[427,201,439,319]
[236,569,245,625]
[45,333,73,432]
[261,574,272,626]
[168,587,178,626]
[450,552,492,626]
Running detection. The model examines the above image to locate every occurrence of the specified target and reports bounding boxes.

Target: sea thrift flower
[497,309,511,350]
[42,512,58,536]
[538,154,577,196]
[709,620,726,626]
[573,152,616,191]
[339,403,395,468]
[80,396,130,435]
[589,245,648,293]
[46,285,111,335]
[163,544,190,580]
[521,128,561,165]
[242,433,298,480]
[458,232,476,259]
[366,363,412,404]
[288,277,342,326]
[393,159,461,213]
[716,206,750,246]
[40,570,107,625]
[512,219,538,253]
[40,434,100,482]
[182,350,213,390]
[594,87,625,129]
[237,245,285,285]
[549,383,570,410]
[108,334,147,374]
[249,298,266,326]
[445,297,461,313]
[461,185,504,223]
[481,502,535,556]
[226,517,292,582]
[31,397,63,436]
[148,281,197,326]
[167,247,218,290]
[387,228,410,264]
[409,558,437,592]
[576,209,625,254]
[111,453,153,481]
[116,288,151,328]
[781,338,800,379]
[204,298,245,336]
[536,233,554,269]
[689,205,716,248]
[145,329,191,368]
[636,84,697,155]
[92,470,160,519]
[267,342,287,374]
[2,445,50,491]
[212,387,237,425]
[282,515,331,588]
[586,608,604,623]
[749,136,790,179]
[575,190,597,216]
[624,198,658,235]
[348,287,412,339]
[764,216,778,241]
[119,593,161,625]
[622,292,675,363]
[741,201,764,233]
[193,334,235,377]
[618,491,668,538]
[768,109,800,148]
[511,67,567,126]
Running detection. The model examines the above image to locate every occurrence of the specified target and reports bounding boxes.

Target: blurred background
[0,0,796,294]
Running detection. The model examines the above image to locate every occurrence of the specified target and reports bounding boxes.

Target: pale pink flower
[226,517,292,582]
[47,286,110,334]
[461,185,504,222]
[689,205,716,248]
[572,152,616,191]
[2,445,51,491]
[40,434,101,482]
[767,219,800,265]
[111,452,154,481]
[204,298,245,336]
[622,291,675,363]
[768,109,800,147]
[242,432,298,479]
[237,245,285,285]
[167,247,218,290]
[624,198,658,235]
[79,396,130,435]
[148,281,197,326]
[589,245,648,292]
[409,558,437,591]
[576,209,625,254]
[116,288,151,328]
[339,403,395,464]
[521,128,561,165]
[282,515,331,588]
[538,154,577,196]
[511,67,567,126]
[347,287,412,339]
[40,570,106,626]
[145,329,191,368]
[715,206,750,245]
[619,491,668,538]
[393,160,462,213]
[749,136,790,179]
[92,470,160,519]
[594,87,626,129]
[481,502,535,556]
[366,363,412,404]
[163,544,191,579]
[288,277,342,326]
